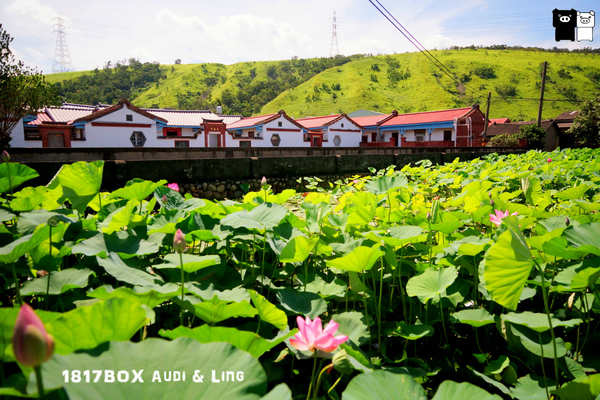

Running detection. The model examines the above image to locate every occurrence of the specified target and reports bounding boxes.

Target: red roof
[351,112,396,127]
[488,118,510,125]
[296,114,341,129]
[226,113,278,129]
[380,107,473,127]
[73,99,167,123]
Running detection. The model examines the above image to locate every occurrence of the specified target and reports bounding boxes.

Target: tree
[519,124,545,149]
[567,95,600,147]
[0,25,57,149]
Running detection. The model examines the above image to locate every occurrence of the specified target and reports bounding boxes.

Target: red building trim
[329,128,361,132]
[91,122,152,128]
[39,125,72,148]
[266,128,301,132]
[203,120,227,148]
[162,127,182,137]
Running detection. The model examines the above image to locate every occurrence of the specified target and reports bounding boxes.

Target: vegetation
[0,148,599,399]
[0,25,57,149]
[487,133,520,147]
[519,124,546,149]
[46,49,600,120]
[567,96,600,147]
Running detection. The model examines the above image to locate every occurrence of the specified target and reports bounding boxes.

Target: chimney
[216,105,223,114]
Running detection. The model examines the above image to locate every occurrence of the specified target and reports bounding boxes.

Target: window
[24,128,41,140]
[341,123,344,128]
[240,140,251,148]
[72,128,85,140]
[270,134,281,147]
[175,140,189,148]
[234,131,242,138]
[126,114,133,121]
[165,129,178,138]
[247,131,254,139]
[361,135,368,143]
[444,130,452,141]
[130,131,146,147]
[415,128,426,142]
[333,135,341,146]
[278,121,282,127]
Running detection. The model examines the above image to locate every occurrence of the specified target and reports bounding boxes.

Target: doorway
[311,135,322,147]
[47,133,65,148]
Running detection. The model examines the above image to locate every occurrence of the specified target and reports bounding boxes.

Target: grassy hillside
[46,49,600,121]
[262,49,600,120]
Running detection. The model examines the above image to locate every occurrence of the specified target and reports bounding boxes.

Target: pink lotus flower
[489,209,518,227]
[13,304,54,367]
[173,229,186,253]
[167,183,180,192]
[261,176,267,186]
[289,316,348,354]
[547,158,552,163]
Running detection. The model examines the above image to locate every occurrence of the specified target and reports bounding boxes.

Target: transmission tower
[52,17,71,73]
[329,10,339,57]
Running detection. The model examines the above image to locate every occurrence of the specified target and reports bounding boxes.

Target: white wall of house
[227,115,306,148]
[322,117,362,147]
[156,127,205,148]
[71,106,161,148]
[9,119,43,148]
[400,127,454,142]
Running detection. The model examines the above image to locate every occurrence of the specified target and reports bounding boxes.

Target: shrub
[371,63,380,72]
[519,124,545,149]
[495,84,517,98]
[370,73,378,83]
[488,133,519,147]
[473,66,496,79]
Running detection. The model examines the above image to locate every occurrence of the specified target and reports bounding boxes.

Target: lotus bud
[47,216,60,227]
[167,183,180,192]
[261,176,267,186]
[161,194,167,203]
[1,150,10,162]
[565,216,570,227]
[547,158,552,163]
[426,212,431,220]
[173,229,186,253]
[567,292,576,310]
[12,304,54,367]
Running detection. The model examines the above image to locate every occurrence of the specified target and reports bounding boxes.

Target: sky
[1,0,599,73]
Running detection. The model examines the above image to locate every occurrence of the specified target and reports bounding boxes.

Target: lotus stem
[313,362,333,400]
[377,257,384,352]
[34,366,44,399]
[45,226,52,309]
[327,376,342,394]
[439,301,449,346]
[386,192,392,223]
[12,264,21,306]
[179,252,185,326]
[306,356,318,400]
[538,332,550,400]
[537,263,559,389]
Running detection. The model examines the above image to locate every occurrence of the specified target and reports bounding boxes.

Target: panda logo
[553,9,577,41]
[577,11,595,41]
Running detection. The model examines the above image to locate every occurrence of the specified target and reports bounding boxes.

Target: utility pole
[537,61,547,127]
[483,91,491,139]
[330,10,339,57]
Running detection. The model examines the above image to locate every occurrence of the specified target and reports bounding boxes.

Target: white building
[226,110,308,148]
[296,114,363,147]
[9,99,241,148]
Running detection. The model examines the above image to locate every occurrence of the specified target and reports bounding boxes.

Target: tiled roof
[488,118,510,125]
[47,106,99,123]
[555,110,579,121]
[73,99,167,123]
[296,114,341,129]
[226,113,279,129]
[486,120,555,136]
[216,114,243,125]
[381,107,473,127]
[144,109,220,126]
[351,113,395,127]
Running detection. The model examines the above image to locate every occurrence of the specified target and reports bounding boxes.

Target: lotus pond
[1,148,599,399]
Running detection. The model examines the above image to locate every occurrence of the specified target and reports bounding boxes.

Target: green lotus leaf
[46,298,148,354]
[275,288,327,319]
[248,289,288,330]
[49,160,103,212]
[332,311,370,345]
[451,308,495,328]
[342,371,426,400]
[87,284,180,308]
[159,325,295,358]
[110,178,167,202]
[279,235,318,264]
[431,380,502,400]
[0,162,39,193]
[155,253,221,273]
[483,217,534,310]
[326,245,384,272]
[391,321,434,340]
[406,266,458,304]
[221,203,287,231]
[21,268,94,295]
[96,253,163,286]
[502,311,583,333]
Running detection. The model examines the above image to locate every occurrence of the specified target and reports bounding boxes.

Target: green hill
[47,49,600,121]
[261,49,600,120]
